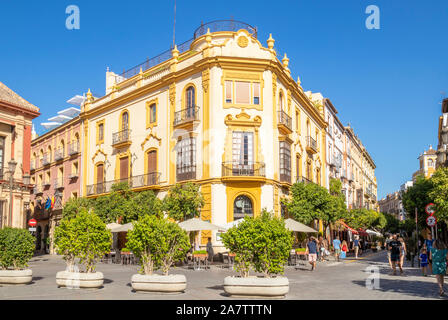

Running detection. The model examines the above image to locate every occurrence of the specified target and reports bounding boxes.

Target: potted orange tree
[127,215,190,293]
[221,210,293,298]
[0,228,35,285]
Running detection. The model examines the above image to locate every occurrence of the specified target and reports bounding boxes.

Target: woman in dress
[398,237,407,271]
[430,240,448,296]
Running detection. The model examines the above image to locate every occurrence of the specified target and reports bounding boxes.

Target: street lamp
[8,159,17,227]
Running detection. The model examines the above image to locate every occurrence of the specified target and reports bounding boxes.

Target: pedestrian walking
[206,237,214,263]
[426,234,435,274]
[385,235,393,268]
[398,237,407,272]
[319,236,329,261]
[333,236,341,262]
[419,247,429,276]
[388,234,403,275]
[306,236,318,271]
[353,235,360,259]
[430,240,448,296]
[340,240,348,260]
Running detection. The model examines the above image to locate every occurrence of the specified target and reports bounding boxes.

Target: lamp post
[7,160,17,227]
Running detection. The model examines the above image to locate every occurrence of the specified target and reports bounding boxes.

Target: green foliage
[0,228,35,270]
[345,209,386,230]
[54,209,112,273]
[128,190,163,221]
[92,182,134,223]
[89,183,162,224]
[193,250,207,255]
[383,212,400,234]
[163,183,205,221]
[284,180,347,233]
[54,218,77,271]
[402,175,434,229]
[120,248,130,253]
[62,197,92,220]
[295,248,306,252]
[429,167,448,223]
[221,210,293,278]
[126,215,190,275]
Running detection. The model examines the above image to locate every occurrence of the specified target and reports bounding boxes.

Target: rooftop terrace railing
[117,20,257,84]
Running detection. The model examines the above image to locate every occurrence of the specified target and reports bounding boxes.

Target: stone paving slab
[0,251,445,300]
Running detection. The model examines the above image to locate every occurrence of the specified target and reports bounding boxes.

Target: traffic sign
[28,219,37,227]
[426,216,437,227]
[28,227,36,232]
[425,203,436,216]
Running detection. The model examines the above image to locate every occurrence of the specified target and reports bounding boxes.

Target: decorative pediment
[294,137,304,153]
[92,148,107,163]
[141,129,162,150]
[225,110,262,128]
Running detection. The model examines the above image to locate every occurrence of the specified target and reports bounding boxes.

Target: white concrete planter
[0,269,33,285]
[56,271,104,289]
[223,276,289,298]
[131,274,187,293]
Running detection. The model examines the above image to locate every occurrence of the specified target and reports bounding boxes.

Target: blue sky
[1,0,447,198]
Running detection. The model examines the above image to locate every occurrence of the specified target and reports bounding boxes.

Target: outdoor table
[121,252,132,265]
[294,252,308,268]
[193,254,208,270]
[228,253,235,269]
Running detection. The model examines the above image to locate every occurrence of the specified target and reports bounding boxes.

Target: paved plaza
[0,251,445,300]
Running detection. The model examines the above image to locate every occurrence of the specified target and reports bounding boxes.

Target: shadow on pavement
[351,278,446,299]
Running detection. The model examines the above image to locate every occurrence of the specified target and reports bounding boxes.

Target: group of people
[305,235,354,271]
[386,233,448,296]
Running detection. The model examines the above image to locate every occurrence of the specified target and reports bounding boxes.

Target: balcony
[68,141,80,155]
[177,164,197,182]
[341,169,347,179]
[54,148,64,161]
[112,129,132,148]
[33,185,43,195]
[42,154,50,166]
[348,173,354,182]
[54,178,64,190]
[30,161,35,171]
[277,110,292,134]
[222,162,265,181]
[43,181,51,189]
[86,173,161,196]
[306,136,318,154]
[130,172,161,188]
[296,176,315,185]
[173,106,199,129]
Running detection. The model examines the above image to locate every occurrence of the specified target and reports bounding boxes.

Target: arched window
[60,140,65,157]
[186,86,195,109]
[122,112,129,131]
[279,91,284,111]
[233,195,253,220]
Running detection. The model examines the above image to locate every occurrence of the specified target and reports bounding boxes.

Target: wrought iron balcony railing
[222,162,266,177]
[173,106,199,127]
[277,110,292,132]
[54,178,64,190]
[54,148,64,161]
[176,164,196,182]
[296,176,315,185]
[112,129,131,146]
[68,141,80,155]
[306,136,318,153]
[194,20,257,39]
[42,154,50,166]
[86,173,162,196]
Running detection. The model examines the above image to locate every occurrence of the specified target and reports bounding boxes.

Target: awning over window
[339,220,359,235]
[357,229,370,237]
